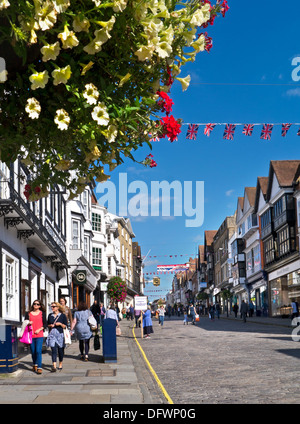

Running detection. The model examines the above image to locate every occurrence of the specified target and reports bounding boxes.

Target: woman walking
[70,301,93,361]
[25,300,47,374]
[47,302,68,372]
[59,296,73,328]
[142,306,154,338]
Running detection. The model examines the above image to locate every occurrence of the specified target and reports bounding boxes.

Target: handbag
[19,324,32,344]
[116,326,121,336]
[94,333,101,350]
[88,314,97,330]
[64,328,72,345]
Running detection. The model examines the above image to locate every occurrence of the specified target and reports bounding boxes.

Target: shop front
[248,272,268,316]
[269,259,300,317]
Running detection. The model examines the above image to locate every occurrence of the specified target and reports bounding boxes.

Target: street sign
[134,296,148,311]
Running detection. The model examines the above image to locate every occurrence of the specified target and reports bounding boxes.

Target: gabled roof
[204,230,217,247]
[254,176,268,213]
[266,160,300,200]
[245,187,256,208]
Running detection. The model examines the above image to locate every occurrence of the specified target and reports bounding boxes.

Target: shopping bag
[195,314,200,322]
[64,328,72,345]
[20,325,32,344]
[116,326,121,336]
[88,315,98,330]
[94,334,101,350]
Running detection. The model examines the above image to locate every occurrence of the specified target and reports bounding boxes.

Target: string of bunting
[149,123,300,142]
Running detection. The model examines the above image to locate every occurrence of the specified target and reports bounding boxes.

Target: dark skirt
[143,325,154,335]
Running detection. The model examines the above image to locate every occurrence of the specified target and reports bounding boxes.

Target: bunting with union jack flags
[260,124,273,140]
[242,124,254,136]
[223,124,236,140]
[204,123,216,137]
[186,124,199,140]
[281,123,292,137]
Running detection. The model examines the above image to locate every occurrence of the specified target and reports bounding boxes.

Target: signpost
[134,296,148,339]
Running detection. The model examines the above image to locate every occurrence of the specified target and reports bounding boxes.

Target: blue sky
[95,0,300,300]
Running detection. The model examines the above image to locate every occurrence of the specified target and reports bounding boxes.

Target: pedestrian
[189,303,196,325]
[240,300,249,323]
[209,303,215,320]
[100,302,106,327]
[183,308,188,325]
[70,301,93,361]
[233,303,239,318]
[105,304,119,325]
[167,305,171,318]
[90,300,101,328]
[249,301,255,318]
[25,300,47,374]
[158,305,165,327]
[215,301,221,319]
[59,296,73,328]
[291,299,299,322]
[47,302,68,372]
[129,304,134,320]
[134,308,141,328]
[142,306,154,338]
[126,306,131,320]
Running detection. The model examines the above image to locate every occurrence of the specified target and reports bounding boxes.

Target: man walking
[240,300,249,323]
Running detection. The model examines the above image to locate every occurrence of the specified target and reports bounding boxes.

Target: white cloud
[225,189,234,196]
[286,87,300,97]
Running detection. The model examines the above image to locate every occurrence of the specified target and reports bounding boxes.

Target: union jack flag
[242,124,254,136]
[281,123,292,137]
[149,133,159,142]
[260,124,273,140]
[186,124,199,140]
[204,123,216,137]
[223,124,236,140]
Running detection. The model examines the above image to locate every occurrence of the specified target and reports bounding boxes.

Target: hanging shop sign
[73,270,87,285]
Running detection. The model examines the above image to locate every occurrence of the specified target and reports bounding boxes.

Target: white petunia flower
[190,3,211,27]
[35,1,57,31]
[91,102,110,126]
[134,45,154,61]
[107,125,118,143]
[58,26,79,49]
[25,98,41,119]
[41,41,60,62]
[54,109,70,130]
[0,0,10,10]
[53,0,70,13]
[83,83,99,105]
[175,75,191,91]
[113,0,127,12]
[29,70,49,90]
[51,65,72,86]
[73,15,90,33]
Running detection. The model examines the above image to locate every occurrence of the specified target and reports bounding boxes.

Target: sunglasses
[33,303,40,306]
[51,305,58,308]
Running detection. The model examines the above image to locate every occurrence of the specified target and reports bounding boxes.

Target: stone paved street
[137,315,300,404]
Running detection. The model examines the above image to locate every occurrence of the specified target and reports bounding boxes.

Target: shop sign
[269,259,300,281]
[101,282,108,292]
[73,270,86,285]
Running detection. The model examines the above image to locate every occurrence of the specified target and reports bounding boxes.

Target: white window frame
[2,250,19,321]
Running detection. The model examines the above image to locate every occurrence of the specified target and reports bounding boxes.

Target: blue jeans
[159,316,164,326]
[30,337,43,369]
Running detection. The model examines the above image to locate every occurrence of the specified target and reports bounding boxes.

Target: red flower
[221,0,229,17]
[150,159,157,168]
[165,66,174,86]
[156,91,174,115]
[160,115,181,142]
[34,186,41,194]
